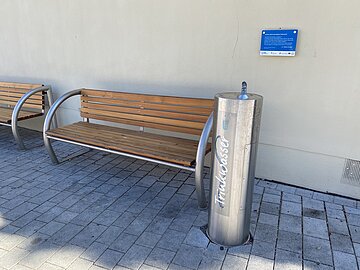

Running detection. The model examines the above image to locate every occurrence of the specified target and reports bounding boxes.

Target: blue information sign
[260,29,298,56]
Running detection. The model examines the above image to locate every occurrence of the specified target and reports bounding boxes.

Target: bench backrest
[80,89,213,135]
[0,82,45,111]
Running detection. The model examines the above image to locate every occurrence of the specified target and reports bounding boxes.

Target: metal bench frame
[0,85,57,149]
[43,89,213,208]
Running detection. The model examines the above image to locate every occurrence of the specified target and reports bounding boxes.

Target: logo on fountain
[214,135,230,209]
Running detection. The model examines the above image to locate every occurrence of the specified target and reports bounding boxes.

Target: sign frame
[260,29,299,57]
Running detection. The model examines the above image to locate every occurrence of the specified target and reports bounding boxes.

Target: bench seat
[0,107,43,124]
[46,121,211,166]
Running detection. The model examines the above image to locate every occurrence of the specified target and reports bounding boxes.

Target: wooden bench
[0,82,56,149]
[43,88,214,208]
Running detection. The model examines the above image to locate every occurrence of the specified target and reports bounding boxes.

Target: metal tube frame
[43,89,82,164]
[43,89,213,208]
[11,85,57,150]
[195,112,213,208]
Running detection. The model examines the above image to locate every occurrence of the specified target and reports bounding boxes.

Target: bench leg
[44,135,59,164]
[11,124,25,150]
[195,161,207,209]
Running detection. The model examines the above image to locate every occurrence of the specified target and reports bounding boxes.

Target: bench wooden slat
[0,101,43,110]
[47,122,211,166]
[0,107,43,124]
[0,95,43,105]
[0,82,42,89]
[81,107,205,130]
[81,101,209,122]
[0,91,43,100]
[80,112,204,135]
[81,96,212,115]
[82,89,214,107]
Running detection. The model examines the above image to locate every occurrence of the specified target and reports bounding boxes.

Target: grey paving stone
[330,233,354,254]
[12,211,42,228]
[277,230,302,254]
[303,208,326,220]
[349,225,360,243]
[313,192,334,203]
[167,264,192,270]
[183,227,209,248]
[110,233,138,253]
[80,241,108,262]
[47,244,85,269]
[70,223,107,247]
[49,223,84,245]
[247,255,274,270]
[276,183,296,194]
[67,257,93,270]
[202,243,227,261]
[295,188,314,198]
[260,202,280,215]
[145,247,176,269]
[172,244,204,269]
[0,247,30,269]
[113,211,138,228]
[251,239,275,260]
[258,179,277,189]
[54,210,79,223]
[198,257,223,270]
[303,260,333,270]
[38,262,64,270]
[227,243,251,259]
[344,206,360,215]
[136,231,162,248]
[168,214,197,232]
[334,196,357,207]
[157,229,186,252]
[326,208,345,221]
[125,216,153,236]
[97,225,124,245]
[0,234,26,251]
[333,251,358,270]
[222,254,247,270]
[346,212,360,226]
[95,248,124,269]
[262,193,281,204]
[258,212,279,226]
[354,242,360,258]
[254,223,278,243]
[303,216,329,240]
[118,244,152,270]
[325,202,343,210]
[328,217,349,235]
[303,197,325,211]
[16,220,47,237]
[303,235,333,266]
[274,249,302,270]
[281,201,302,216]
[282,193,301,203]
[145,216,173,235]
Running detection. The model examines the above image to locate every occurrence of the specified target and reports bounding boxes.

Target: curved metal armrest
[43,89,82,135]
[195,112,213,208]
[12,85,54,149]
[43,89,82,164]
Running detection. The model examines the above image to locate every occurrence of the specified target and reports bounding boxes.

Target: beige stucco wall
[1,0,359,198]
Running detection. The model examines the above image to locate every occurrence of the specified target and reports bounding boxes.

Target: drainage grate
[341,159,360,187]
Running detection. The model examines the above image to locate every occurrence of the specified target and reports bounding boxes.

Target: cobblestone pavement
[0,126,360,270]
